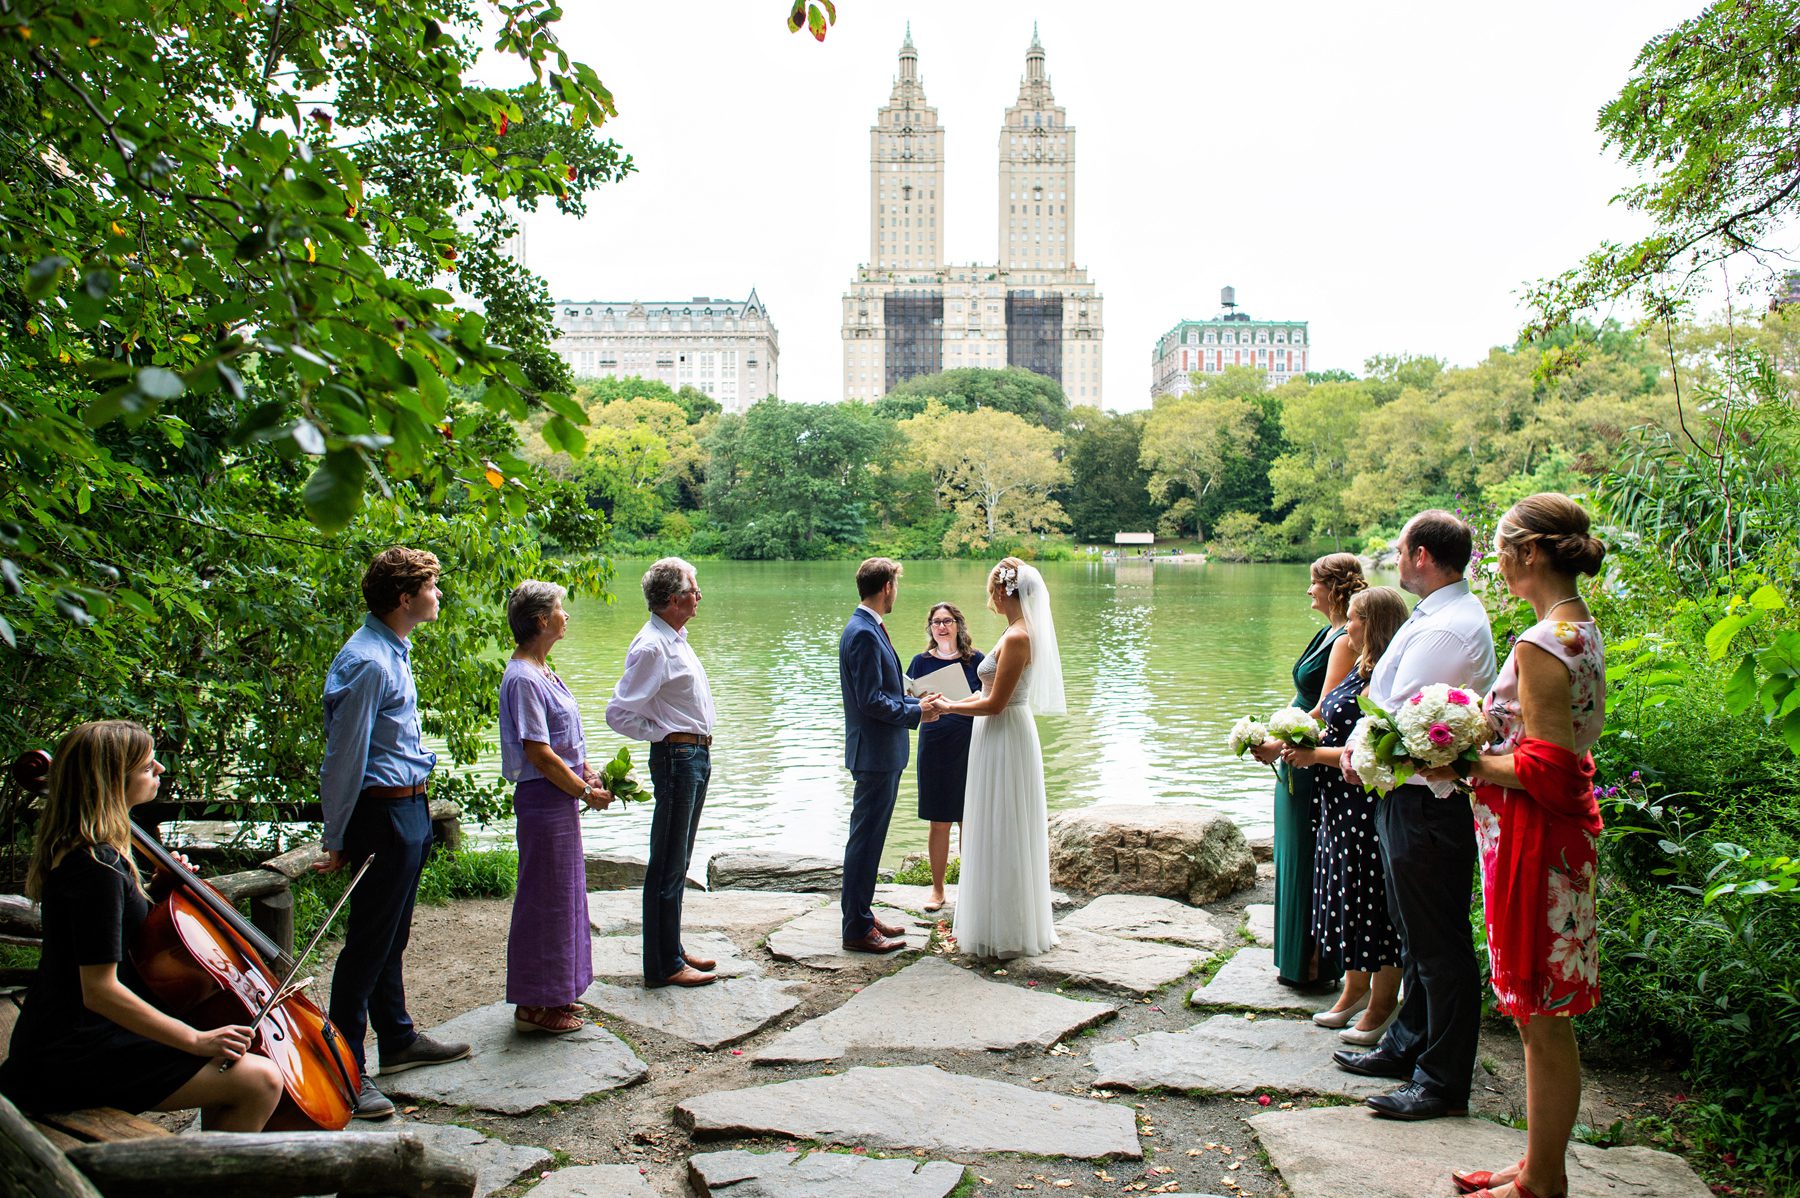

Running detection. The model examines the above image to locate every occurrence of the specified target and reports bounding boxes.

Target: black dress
[1308,670,1403,975]
[909,650,984,822]
[0,846,209,1113]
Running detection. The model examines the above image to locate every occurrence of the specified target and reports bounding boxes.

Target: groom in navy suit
[839,557,942,952]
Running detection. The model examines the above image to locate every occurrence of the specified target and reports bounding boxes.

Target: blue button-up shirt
[319,615,437,850]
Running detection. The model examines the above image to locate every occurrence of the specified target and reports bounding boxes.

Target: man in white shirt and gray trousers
[605,558,720,989]
[1334,510,1497,1121]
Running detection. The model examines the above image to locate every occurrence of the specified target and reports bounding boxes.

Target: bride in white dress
[940,557,1066,959]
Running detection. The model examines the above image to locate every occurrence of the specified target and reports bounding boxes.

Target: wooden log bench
[1,1092,476,1198]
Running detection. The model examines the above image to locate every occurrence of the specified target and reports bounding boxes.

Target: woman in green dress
[1254,553,1365,987]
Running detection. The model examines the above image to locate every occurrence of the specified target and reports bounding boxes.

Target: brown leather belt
[361,781,429,799]
[659,732,713,747]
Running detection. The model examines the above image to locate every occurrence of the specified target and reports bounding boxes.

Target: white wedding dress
[953,646,1059,959]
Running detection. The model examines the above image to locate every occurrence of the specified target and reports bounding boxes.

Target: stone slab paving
[1056,894,1233,951]
[587,889,825,937]
[377,1001,647,1114]
[363,1120,552,1198]
[590,930,762,979]
[871,883,956,915]
[1190,947,1323,1013]
[581,976,811,1050]
[1010,927,1210,995]
[708,850,842,893]
[1242,904,1274,947]
[1090,1014,1391,1098]
[677,1064,1141,1159]
[753,957,1115,1062]
[766,905,928,970]
[528,1164,659,1198]
[1247,1105,1712,1198]
[689,1149,966,1198]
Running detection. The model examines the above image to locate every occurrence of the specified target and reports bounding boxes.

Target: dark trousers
[329,792,432,1070]
[643,742,710,984]
[841,769,901,940]
[1375,786,1481,1103]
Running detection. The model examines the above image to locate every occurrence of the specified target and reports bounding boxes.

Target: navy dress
[909,650,984,822]
[1308,669,1403,974]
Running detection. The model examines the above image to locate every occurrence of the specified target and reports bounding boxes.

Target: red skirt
[1472,739,1603,1021]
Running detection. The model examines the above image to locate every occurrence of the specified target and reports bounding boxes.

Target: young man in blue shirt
[316,546,471,1118]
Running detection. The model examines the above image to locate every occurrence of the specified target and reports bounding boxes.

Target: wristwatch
[579,785,598,803]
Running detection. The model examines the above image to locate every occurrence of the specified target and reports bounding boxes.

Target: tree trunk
[0,1096,105,1198]
[64,1131,475,1198]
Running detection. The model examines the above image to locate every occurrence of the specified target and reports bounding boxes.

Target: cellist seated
[0,720,282,1131]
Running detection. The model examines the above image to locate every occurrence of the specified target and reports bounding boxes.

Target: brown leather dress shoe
[682,952,718,972]
[872,916,907,939]
[842,929,905,954]
[651,965,717,987]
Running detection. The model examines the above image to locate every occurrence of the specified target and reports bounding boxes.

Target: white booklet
[905,660,975,702]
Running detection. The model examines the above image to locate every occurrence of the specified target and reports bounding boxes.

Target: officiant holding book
[909,602,985,913]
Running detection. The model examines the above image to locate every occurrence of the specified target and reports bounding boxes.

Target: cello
[11,749,365,1131]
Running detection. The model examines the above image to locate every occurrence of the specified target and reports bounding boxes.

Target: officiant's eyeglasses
[929,617,956,626]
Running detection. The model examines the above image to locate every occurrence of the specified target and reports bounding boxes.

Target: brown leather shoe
[872,916,907,939]
[842,929,905,954]
[682,952,718,972]
[651,965,717,987]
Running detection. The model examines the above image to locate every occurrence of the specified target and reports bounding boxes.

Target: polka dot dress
[1308,670,1403,974]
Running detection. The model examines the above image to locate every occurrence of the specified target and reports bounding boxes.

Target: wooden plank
[66,1130,476,1198]
[0,1094,104,1198]
[31,1122,83,1153]
[206,869,288,903]
[262,841,327,880]
[249,888,295,958]
[36,1108,172,1144]
[1,893,42,938]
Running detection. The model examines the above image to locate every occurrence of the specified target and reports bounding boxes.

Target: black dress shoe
[1332,1047,1412,1079]
[1365,1081,1469,1121]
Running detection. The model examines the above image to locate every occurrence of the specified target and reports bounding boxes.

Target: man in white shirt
[605,558,719,988]
[1334,510,1497,1121]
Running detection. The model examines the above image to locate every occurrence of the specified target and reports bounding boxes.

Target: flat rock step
[582,976,811,1049]
[530,1163,659,1198]
[1191,948,1324,1013]
[588,889,825,937]
[1011,927,1211,995]
[591,930,762,979]
[377,1001,647,1114]
[766,905,928,970]
[1090,1014,1392,1098]
[708,850,842,893]
[1247,1105,1712,1198]
[677,1064,1141,1160]
[753,957,1115,1063]
[1056,894,1233,951]
[689,1148,966,1198]
[363,1119,552,1198]
[1242,904,1274,947]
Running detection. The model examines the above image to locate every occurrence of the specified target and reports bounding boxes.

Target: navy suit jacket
[839,605,922,773]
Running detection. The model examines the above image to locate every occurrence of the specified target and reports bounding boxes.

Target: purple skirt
[506,778,593,1006]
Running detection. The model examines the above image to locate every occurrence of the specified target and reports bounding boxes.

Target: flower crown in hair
[996,565,1019,596]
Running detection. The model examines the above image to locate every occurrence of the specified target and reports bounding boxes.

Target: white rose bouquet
[1266,706,1322,749]
[1352,683,1488,792]
[1227,716,1269,758]
[1345,715,1399,792]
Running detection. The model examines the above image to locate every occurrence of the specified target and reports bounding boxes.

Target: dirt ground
[291,876,1691,1198]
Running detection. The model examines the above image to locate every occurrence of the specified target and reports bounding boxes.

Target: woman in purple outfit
[500,581,612,1034]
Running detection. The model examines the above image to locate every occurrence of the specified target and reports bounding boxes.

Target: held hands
[919,692,946,723]
[193,1022,255,1061]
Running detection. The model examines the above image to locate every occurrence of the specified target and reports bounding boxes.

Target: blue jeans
[841,769,901,940]
[328,792,432,1069]
[643,742,710,983]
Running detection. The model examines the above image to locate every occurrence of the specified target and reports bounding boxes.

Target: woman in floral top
[1422,493,1606,1198]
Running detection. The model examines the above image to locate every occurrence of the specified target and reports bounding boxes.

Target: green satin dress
[1272,623,1347,984]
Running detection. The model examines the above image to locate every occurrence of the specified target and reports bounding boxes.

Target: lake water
[451,559,1343,869]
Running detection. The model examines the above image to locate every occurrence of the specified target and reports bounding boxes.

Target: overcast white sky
[519,1,1704,412]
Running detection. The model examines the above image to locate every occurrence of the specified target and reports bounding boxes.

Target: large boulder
[707,850,842,893]
[1048,805,1256,905]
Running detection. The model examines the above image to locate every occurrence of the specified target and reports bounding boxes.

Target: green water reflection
[452,559,1351,868]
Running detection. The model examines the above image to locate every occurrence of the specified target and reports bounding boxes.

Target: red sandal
[1453,1161,1523,1193]
[1469,1181,1563,1198]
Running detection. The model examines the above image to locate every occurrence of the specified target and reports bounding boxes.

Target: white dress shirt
[1368,580,1498,792]
[603,615,717,743]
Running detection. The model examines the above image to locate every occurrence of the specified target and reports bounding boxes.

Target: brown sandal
[515,1005,584,1034]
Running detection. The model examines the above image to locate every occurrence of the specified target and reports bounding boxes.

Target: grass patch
[0,942,41,972]
[891,855,959,886]
[290,845,518,946]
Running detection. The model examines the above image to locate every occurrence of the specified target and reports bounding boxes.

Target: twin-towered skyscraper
[841,27,1105,405]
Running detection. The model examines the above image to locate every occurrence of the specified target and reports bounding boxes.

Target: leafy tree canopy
[874,367,1070,431]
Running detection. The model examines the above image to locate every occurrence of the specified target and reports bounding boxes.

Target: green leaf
[1748,584,1786,612]
[302,449,368,532]
[1723,654,1759,716]
[542,415,585,456]
[1782,709,1800,757]
[1706,611,1758,661]
[135,367,186,401]
[26,255,70,299]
